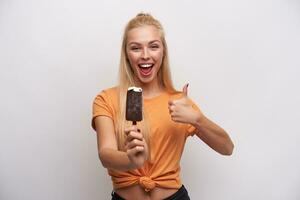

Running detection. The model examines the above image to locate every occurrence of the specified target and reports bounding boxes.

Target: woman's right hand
[124,126,149,169]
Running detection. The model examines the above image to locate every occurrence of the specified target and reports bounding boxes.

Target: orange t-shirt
[92,86,198,191]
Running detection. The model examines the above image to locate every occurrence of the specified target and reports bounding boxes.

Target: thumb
[182,83,189,97]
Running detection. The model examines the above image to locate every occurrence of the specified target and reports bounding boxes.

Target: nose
[141,47,150,60]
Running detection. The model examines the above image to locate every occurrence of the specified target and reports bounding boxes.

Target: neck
[139,79,164,99]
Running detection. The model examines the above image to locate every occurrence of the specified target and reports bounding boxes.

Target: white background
[1,0,300,199]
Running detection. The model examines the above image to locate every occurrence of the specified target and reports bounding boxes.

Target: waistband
[111,185,190,200]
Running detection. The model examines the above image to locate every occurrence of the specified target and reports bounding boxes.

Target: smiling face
[126,25,164,86]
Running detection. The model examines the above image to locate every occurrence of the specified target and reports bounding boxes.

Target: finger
[125,126,139,135]
[127,139,144,149]
[171,117,180,123]
[168,100,174,106]
[127,146,144,156]
[125,126,138,132]
[170,112,177,119]
[168,105,176,114]
[170,114,181,122]
[124,127,134,135]
[126,131,143,142]
[182,83,189,97]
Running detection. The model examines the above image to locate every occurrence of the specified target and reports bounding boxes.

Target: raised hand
[168,83,204,125]
[124,126,149,169]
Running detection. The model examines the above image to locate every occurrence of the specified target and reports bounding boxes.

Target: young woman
[92,13,234,200]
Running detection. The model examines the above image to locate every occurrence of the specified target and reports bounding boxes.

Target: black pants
[111,185,190,200]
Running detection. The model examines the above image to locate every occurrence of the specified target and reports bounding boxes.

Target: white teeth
[139,64,153,68]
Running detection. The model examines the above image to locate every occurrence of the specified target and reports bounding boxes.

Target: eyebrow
[128,40,161,46]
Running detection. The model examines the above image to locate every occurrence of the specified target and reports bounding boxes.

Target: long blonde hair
[116,13,178,153]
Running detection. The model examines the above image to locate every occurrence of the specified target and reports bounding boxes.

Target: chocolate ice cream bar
[126,87,143,124]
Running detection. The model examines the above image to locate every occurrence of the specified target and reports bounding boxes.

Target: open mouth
[138,63,154,76]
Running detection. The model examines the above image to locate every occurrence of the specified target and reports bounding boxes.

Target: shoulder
[92,86,120,109]
[95,86,119,99]
[101,86,119,95]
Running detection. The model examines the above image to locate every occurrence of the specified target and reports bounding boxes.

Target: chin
[138,76,155,85]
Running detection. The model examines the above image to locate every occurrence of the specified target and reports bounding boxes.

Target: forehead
[127,25,161,44]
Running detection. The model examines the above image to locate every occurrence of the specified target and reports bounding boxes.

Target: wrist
[193,112,207,128]
[126,153,136,170]
[126,152,145,170]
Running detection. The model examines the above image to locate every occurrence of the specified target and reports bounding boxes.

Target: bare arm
[192,116,234,155]
[94,116,133,171]
[94,116,148,171]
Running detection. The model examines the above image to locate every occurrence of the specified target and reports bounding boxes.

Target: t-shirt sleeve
[91,90,114,131]
[186,99,201,137]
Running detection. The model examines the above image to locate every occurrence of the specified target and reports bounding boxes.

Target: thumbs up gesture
[168,83,203,125]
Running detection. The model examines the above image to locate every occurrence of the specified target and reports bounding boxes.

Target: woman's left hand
[169,84,234,155]
[168,83,204,125]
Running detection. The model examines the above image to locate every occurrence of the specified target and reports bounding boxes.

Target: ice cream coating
[126,87,143,122]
